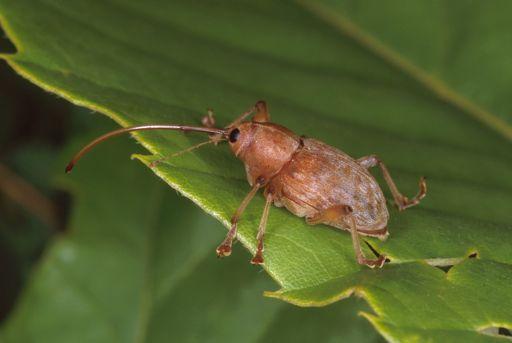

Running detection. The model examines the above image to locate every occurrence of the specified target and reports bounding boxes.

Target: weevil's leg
[357,155,427,211]
[306,205,385,268]
[201,108,216,128]
[216,181,263,257]
[250,192,273,265]
[150,109,224,168]
[149,140,217,168]
[252,100,270,123]
[225,106,256,129]
[305,205,349,225]
[201,108,225,146]
[346,216,386,268]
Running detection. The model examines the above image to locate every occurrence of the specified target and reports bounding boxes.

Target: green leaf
[1,0,511,341]
[1,127,384,343]
[299,0,512,140]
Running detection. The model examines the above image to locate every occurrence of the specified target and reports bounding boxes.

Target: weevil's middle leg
[252,100,270,123]
[216,181,262,257]
[202,109,227,145]
[357,155,426,211]
[201,108,216,128]
[306,205,385,268]
[250,192,273,265]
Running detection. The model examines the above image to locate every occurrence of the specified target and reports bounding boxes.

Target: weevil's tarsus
[65,125,226,173]
[357,155,427,211]
[252,100,270,123]
[251,192,273,265]
[201,108,216,128]
[216,180,263,257]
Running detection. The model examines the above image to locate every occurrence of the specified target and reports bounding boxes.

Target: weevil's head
[227,121,301,185]
[224,100,271,158]
[226,122,253,158]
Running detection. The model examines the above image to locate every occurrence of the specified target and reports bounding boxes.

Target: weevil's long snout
[65,125,227,173]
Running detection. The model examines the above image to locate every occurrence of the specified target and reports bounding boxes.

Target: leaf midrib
[296,0,512,142]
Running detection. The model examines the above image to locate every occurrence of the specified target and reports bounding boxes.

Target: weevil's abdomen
[269,139,389,233]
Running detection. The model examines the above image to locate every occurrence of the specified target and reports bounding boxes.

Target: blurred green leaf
[1,127,383,343]
[0,1,511,341]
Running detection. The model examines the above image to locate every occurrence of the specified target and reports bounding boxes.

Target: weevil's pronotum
[66,101,426,268]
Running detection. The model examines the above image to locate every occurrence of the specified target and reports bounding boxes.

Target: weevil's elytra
[66,101,427,268]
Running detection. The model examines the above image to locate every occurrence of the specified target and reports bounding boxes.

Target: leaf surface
[1,126,383,343]
[1,1,511,341]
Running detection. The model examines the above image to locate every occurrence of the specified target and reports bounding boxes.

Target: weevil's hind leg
[216,182,262,257]
[251,192,273,265]
[357,155,427,211]
[346,216,386,268]
[306,205,385,268]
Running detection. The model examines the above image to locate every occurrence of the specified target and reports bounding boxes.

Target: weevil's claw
[216,244,232,257]
[250,253,264,265]
[396,196,410,212]
[65,162,74,173]
[395,176,428,211]
[418,176,427,199]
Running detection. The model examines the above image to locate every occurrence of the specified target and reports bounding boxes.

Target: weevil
[66,101,426,268]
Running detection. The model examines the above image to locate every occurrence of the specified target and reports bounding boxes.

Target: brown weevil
[66,101,427,268]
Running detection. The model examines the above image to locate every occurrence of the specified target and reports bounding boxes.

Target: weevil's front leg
[252,100,270,123]
[250,192,273,265]
[216,180,263,257]
[357,155,426,211]
[306,205,385,268]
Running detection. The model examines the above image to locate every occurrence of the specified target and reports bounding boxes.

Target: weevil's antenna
[149,137,227,168]
[225,106,256,129]
[65,125,226,173]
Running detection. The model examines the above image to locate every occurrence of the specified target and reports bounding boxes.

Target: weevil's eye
[229,128,240,143]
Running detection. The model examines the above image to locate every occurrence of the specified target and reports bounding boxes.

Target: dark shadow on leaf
[0,23,16,54]
[480,326,512,339]
[431,251,479,273]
